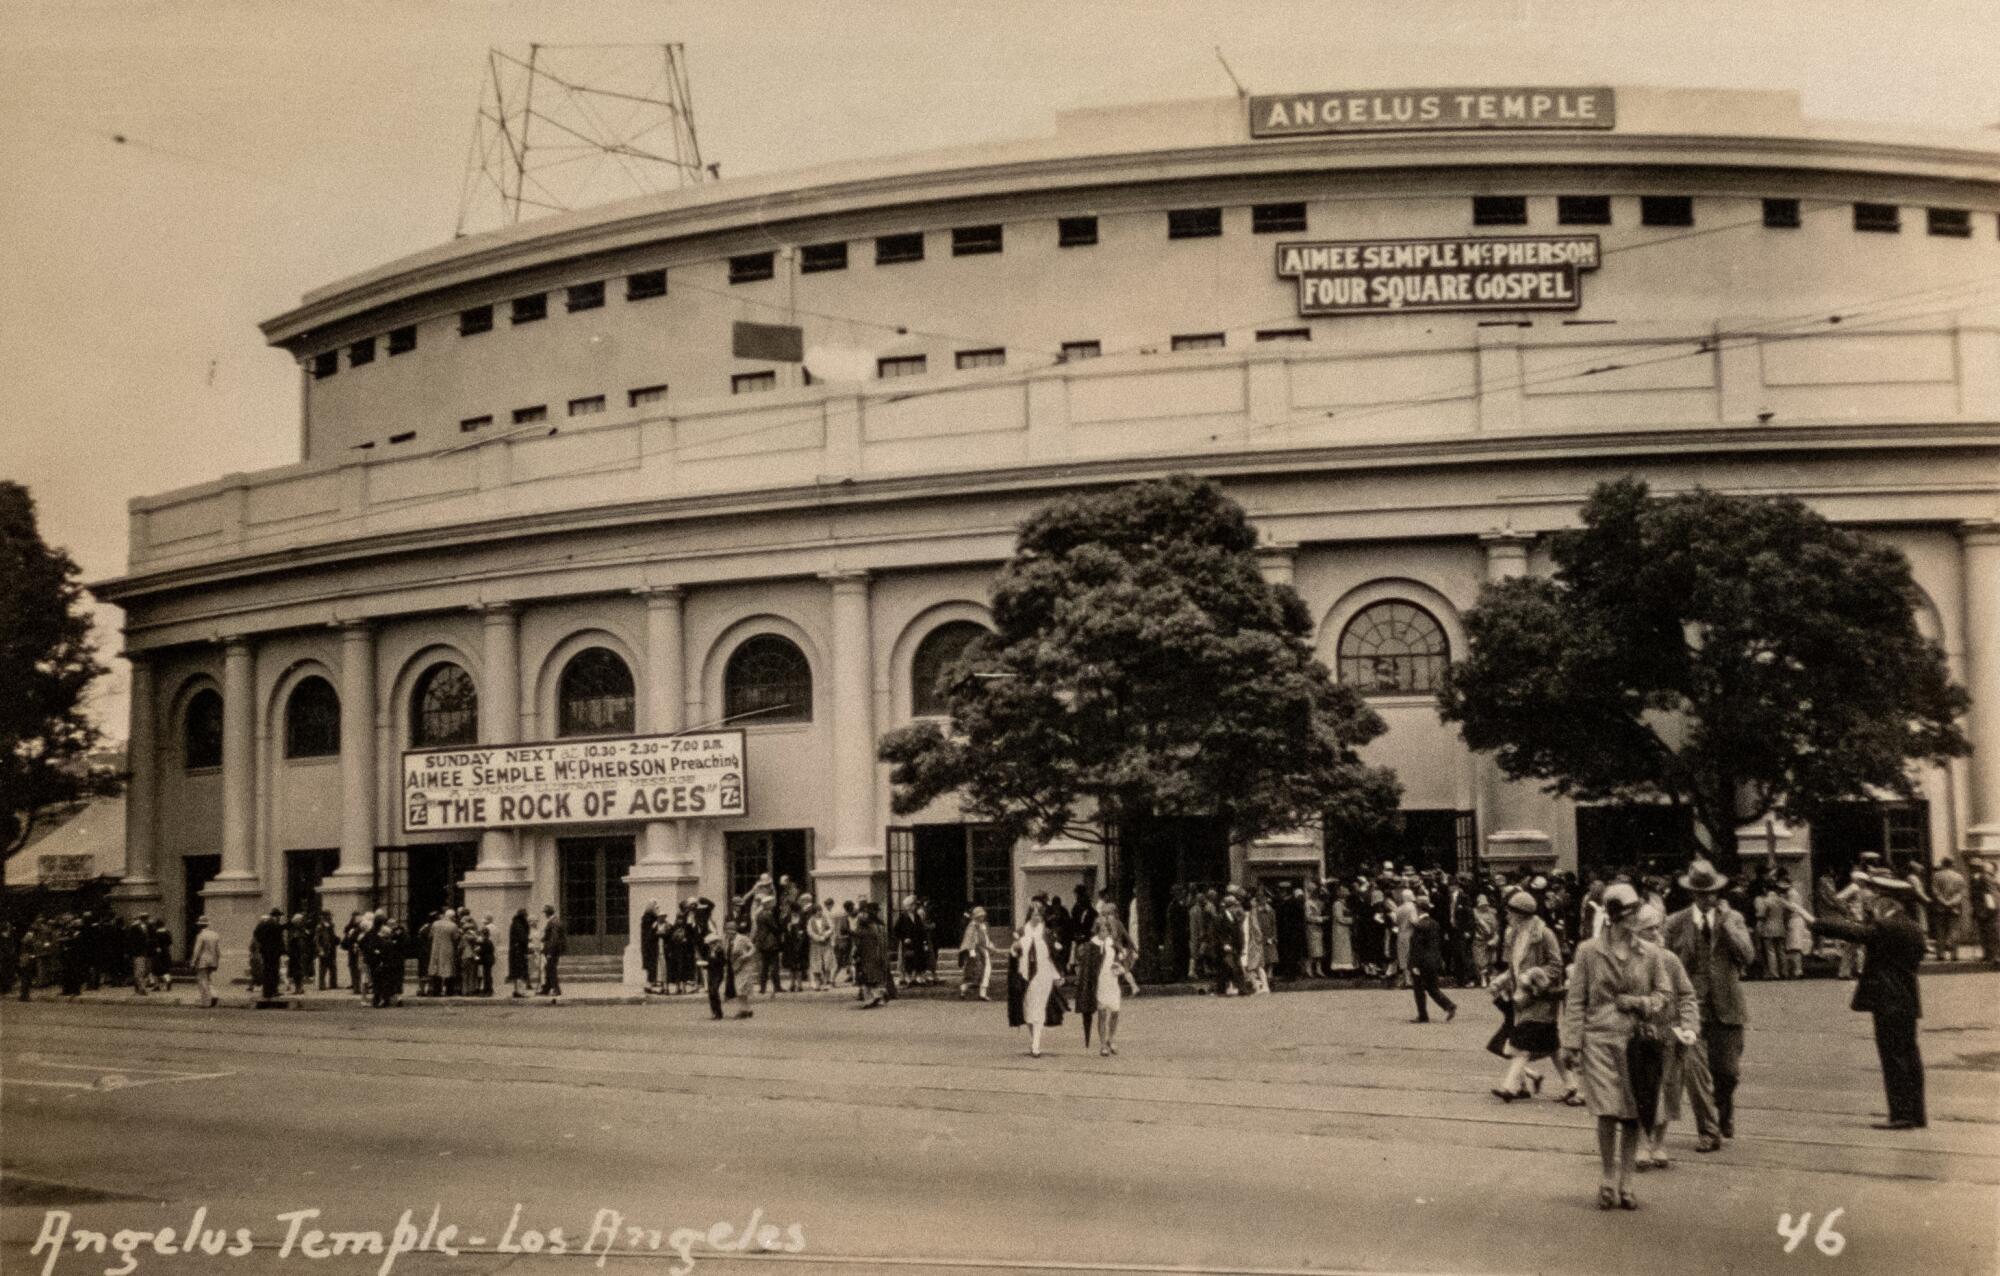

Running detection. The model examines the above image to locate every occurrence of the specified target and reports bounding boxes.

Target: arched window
[183,688,224,769]
[411,662,479,747]
[724,634,813,725]
[911,620,990,716]
[284,675,342,758]
[558,647,634,737]
[1337,600,1450,695]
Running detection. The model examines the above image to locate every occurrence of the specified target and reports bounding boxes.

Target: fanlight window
[183,688,224,769]
[724,634,813,725]
[284,676,342,759]
[911,621,991,717]
[558,647,635,737]
[412,662,479,747]
[1337,600,1451,695]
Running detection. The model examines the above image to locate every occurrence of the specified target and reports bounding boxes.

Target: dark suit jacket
[1813,915,1925,1019]
[1408,916,1445,974]
[1663,903,1755,1026]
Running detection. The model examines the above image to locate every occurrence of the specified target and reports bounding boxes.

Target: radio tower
[454,43,709,238]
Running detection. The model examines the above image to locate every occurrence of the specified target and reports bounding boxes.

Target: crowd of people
[0,909,174,1001]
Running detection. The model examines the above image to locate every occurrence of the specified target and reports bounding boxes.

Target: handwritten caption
[1778,1209,1848,1257]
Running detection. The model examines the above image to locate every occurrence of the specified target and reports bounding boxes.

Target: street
[2,975,1996,1276]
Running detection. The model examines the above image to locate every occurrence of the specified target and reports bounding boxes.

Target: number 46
[1778,1210,1847,1256]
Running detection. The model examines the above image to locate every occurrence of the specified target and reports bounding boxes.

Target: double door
[558,836,636,957]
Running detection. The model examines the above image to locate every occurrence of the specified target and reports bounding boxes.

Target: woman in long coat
[853,905,889,1007]
[428,911,460,996]
[1330,887,1355,973]
[957,906,996,1000]
[1560,884,1683,1210]
[1008,903,1063,1057]
[1633,902,1702,1170]
[1303,889,1327,978]
[1494,891,1579,1104]
[506,908,531,998]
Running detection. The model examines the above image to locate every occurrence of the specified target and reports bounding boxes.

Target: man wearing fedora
[1812,874,1929,1129]
[190,914,222,1008]
[1663,859,1756,1145]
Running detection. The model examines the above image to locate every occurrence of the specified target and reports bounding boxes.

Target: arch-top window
[183,687,224,770]
[558,647,635,737]
[724,634,813,726]
[1337,600,1451,695]
[412,662,479,748]
[284,676,342,759]
[911,620,991,717]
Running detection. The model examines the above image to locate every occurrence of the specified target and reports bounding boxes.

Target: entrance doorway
[284,849,340,919]
[725,829,812,902]
[183,854,220,960]
[1575,804,1698,881]
[1119,815,1230,981]
[375,843,477,930]
[1810,801,1930,885]
[908,824,1014,938]
[558,836,637,957]
[1332,809,1474,877]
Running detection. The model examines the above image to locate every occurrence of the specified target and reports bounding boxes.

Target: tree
[880,474,1400,854]
[1437,478,1969,869]
[1,481,117,861]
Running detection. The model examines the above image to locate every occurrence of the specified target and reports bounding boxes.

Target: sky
[3,0,1998,743]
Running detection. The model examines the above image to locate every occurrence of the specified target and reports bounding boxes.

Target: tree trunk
[1702,814,1742,875]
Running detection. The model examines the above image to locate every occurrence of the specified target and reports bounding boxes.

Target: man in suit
[539,904,566,1001]
[1663,859,1756,1145]
[190,915,223,1008]
[252,908,286,1004]
[1812,876,1929,1129]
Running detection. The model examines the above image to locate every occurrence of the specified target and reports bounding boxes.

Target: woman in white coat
[1007,902,1063,1057]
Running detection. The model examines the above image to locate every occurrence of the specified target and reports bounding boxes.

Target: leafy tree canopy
[881,474,1399,849]
[2,481,117,860]
[1438,478,1969,865]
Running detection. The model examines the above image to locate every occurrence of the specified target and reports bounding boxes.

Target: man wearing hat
[1663,859,1756,1144]
[190,914,222,1008]
[1811,876,1929,1129]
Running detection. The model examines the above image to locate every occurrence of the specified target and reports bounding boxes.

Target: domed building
[96,85,2000,976]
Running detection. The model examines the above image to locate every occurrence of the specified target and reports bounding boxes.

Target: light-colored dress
[1559,936,1680,1120]
[1019,922,1055,1025]
[1331,900,1354,969]
[1304,897,1326,962]
[1091,936,1122,1013]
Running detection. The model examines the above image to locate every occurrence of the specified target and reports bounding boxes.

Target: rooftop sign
[1277,236,1602,316]
[1250,87,1615,138]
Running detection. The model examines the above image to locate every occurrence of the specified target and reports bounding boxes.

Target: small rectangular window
[459,305,494,336]
[566,281,605,312]
[568,395,606,417]
[1853,202,1901,233]
[1060,340,1102,361]
[955,347,1005,370]
[877,354,928,379]
[627,384,668,408]
[310,351,339,379]
[1762,198,1802,229]
[875,233,925,265]
[1927,207,1971,238]
[1252,202,1307,234]
[625,269,667,300]
[1473,196,1528,226]
[511,294,547,325]
[1058,216,1099,247]
[729,252,775,284]
[800,242,848,273]
[387,431,415,444]
[1557,195,1611,226]
[1167,208,1223,239]
[511,405,548,424]
[731,371,776,394]
[1171,332,1225,351]
[1640,196,1694,227]
[1255,328,1311,343]
[459,415,492,433]
[952,224,1003,256]
[387,325,417,355]
[348,338,376,367]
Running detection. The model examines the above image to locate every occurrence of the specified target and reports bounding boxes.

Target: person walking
[1074,911,1130,1056]
[806,901,836,991]
[286,913,313,995]
[428,908,461,997]
[1407,899,1456,1024]
[252,908,285,1004]
[1493,890,1580,1105]
[848,902,888,1009]
[191,915,223,1008]
[127,914,153,995]
[1754,883,1787,979]
[1007,903,1063,1056]
[957,906,997,1000]
[1632,903,1710,1170]
[1811,875,1929,1129]
[1663,859,1755,1142]
[1560,884,1683,1210]
[538,905,565,1000]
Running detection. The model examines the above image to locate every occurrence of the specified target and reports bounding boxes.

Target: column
[818,570,881,901]
[202,636,265,956]
[461,603,532,924]
[317,623,381,923]
[1476,532,1555,870]
[1962,522,2000,856]
[624,586,698,987]
[109,654,162,914]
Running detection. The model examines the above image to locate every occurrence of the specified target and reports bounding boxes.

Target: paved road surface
[3,975,1996,1276]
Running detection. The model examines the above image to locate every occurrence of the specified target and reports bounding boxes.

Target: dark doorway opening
[376,843,476,931]
[1119,815,1230,980]
[725,828,812,904]
[1331,809,1473,878]
[558,836,636,957]
[908,823,1014,941]
[1809,801,1930,886]
[183,854,220,960]
[284,849,340,920]
[1575,804,1698,881]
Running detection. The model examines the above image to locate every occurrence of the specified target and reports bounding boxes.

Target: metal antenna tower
[454,43,708,238]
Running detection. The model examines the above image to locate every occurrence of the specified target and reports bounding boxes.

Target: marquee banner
[401,731,746,832]
[1276,235,1602,316]
[1249,87,1615,137]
